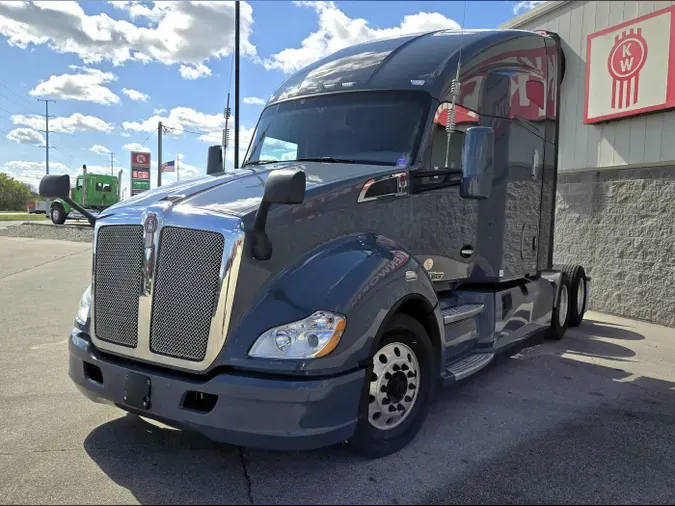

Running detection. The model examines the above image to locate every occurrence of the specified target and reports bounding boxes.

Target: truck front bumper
[68,330,365,451]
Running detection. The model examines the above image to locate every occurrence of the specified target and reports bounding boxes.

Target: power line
[141,129,156,144]
[0,89,41,117]
[163,125,221,141]
[0,79,41,114]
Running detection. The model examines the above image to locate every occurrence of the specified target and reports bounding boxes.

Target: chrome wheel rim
[576,278,585,314]
[368,342,420,431]
[52,208,59,221]
[558,285,569,327]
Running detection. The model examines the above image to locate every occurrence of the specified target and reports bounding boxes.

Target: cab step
[441,303,484,324]
[443,352,495,381]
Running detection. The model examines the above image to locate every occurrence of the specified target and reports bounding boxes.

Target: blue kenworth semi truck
[39,28,589,458]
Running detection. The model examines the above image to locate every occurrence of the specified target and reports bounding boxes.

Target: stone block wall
[553,166,675,327]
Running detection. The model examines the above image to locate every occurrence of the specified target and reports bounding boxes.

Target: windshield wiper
[293,157,359,164]
[241,159,282,167]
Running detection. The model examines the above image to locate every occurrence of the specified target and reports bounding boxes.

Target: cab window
[95,182,112,192]
[76,177,83,189]
[429,123,464,170]
[259,137,298,162]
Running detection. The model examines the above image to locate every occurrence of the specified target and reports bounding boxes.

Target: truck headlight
[76,285,92,325]
[249,311,346,359]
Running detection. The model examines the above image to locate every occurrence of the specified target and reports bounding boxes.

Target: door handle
[532,149,540,180]
[460,246,474,258]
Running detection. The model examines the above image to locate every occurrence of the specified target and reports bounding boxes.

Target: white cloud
[243,96,265,105]
[175,160,201,178]
[90,144,110,155]
[513,1,548,14]
[120,131,132,137]
[179,63,212,80]
[5,128,45,146]
[123,106,226,138]
[12,112,114,134]
[264,1,460,73]
[123,142,150,152]
[109,1,168,23]
[29,66,120,105]
[0,1,256,80]
[2,160,73,189]
[153,107,167,114]
[122,88,149,102]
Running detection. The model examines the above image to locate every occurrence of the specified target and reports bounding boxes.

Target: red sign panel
[130,151,151,196]
[585,5,675,123]
[131,152,150,168]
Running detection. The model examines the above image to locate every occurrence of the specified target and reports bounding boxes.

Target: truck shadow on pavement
[83,320,675,505]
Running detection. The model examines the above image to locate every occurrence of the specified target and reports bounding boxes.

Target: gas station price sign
[130,151,151,196]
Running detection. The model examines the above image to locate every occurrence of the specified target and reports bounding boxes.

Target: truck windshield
[243,91,430,167]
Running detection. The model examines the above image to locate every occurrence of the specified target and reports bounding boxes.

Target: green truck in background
[49,165,122,224]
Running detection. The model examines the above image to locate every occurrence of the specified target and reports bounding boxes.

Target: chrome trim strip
[90,203,245,372]
[137,209,159,350]
[357,171,408,203]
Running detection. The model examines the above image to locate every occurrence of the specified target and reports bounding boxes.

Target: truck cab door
[73,176,83,205]
[409,104,480,285]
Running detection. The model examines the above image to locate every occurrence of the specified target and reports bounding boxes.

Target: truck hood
[102,161,395,217]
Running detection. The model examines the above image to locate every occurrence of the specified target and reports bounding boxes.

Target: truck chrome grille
[94,225,144,347]
[149,227,225,361]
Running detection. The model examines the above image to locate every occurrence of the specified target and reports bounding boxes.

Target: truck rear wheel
[560,264,587,327]
[546,272,570,341]
[50,203,66,225]
[347,314,435,459]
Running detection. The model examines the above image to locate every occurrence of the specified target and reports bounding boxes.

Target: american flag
[161,160,175,173]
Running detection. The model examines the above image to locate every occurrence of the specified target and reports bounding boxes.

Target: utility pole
[109,151,115,175]
[37,99,55,175]
[157,121,163,187]
[234,0,240,169]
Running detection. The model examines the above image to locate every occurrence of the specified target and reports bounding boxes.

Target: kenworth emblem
[141,213,158,292]
[607,28,648,109]
[144,213,158,234]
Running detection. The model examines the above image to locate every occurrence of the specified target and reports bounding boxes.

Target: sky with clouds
[0,0,544,198]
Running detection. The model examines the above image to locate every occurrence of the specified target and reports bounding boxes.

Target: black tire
[546,272,570,341]
[560,264,587,327]
[347,313,436,459]
[50,202,66,225]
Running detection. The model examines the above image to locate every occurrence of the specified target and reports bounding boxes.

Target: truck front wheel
[50,203,66,225]
[347,314,435,459]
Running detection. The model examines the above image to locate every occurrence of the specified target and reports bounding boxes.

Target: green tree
[0,173,37,211]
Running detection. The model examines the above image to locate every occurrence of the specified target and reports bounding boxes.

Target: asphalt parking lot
[2,235,675,505]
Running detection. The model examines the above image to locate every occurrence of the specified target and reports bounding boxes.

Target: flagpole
[177,154,180,182]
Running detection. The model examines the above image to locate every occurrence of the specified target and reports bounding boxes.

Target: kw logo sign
[607,28,648,109]
[585,5,675,124]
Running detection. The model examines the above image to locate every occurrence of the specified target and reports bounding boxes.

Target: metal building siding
[508,0,675,171]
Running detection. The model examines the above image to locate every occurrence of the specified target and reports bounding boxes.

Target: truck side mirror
[262,168,306,205]
[460,126,494,200]
[39,174,70,199]
[206,145,223,175]
[251,168,306,261]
